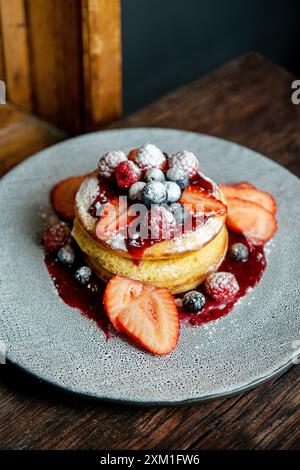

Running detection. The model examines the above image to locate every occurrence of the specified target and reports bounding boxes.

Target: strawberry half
[96,198,136,240]
[226,197,277,245]
[104,276,179,355]
[180,185,227,217]
[220,184,277,215]
[51,174,89,221]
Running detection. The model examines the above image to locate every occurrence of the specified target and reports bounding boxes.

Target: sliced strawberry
[226,197,277,245]
[104,276,179,355]
[180,185,227,217]
[96,198,136,240]
[220,184,277,215]
[233,181,255,189]
[128,148,138,161]
[51,174,88,221]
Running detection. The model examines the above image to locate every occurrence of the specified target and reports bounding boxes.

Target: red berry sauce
[179,231,266,327]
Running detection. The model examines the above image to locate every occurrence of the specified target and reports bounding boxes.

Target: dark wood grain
[0,53,299,450]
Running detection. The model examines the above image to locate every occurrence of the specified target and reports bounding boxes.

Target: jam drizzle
[44,231,266,338]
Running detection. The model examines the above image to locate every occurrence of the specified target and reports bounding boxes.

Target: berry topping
[229,242,249,262]
[168,150,200,179]
[128,148,138,161]
[128,181,146,202]
[116,160,141,189]
[43,223,68,254]
[180,185,227,216]
[205,272,239,302]
[96,198,136,240]
[144,168,165,183]
[103,276,179,355]
[75,266,92,285]
[169,203,188,225]
[133,143,166,171]
[51,174,88,221]
[98,150,127,179]
[142,181,167,206]
[165,181,181,203]
[220,183,277,215]
[183,291,206,313]
[57,245,75,265]
[143,206,176,240]
[166,167,189,189]
[226,197,277,245]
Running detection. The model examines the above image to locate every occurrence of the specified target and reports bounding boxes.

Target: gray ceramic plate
[1,128,300,405]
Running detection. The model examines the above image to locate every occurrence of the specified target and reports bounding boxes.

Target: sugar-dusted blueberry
[169,203,188,225]
[166,166,189,189]
[183,291,206,313]
[75,266,92,286]
[229,242,249,261]
[128,181,146,202]
[142,181,167,206]
[165,181,181,203]
[144,168,165,183]
[57,245,75,265]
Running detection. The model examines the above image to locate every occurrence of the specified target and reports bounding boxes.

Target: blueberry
[128,181,146,202]
[75,266,92,285]
[57,245,75,265]
[166,166,189,189]
[183,291,206,313]
[142,181,167,206]
[165,181,181,203]
[144,168,165,183]
[229,243,249,261]
[169,203,188,225]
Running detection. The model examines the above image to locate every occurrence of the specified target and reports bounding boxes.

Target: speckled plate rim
[1,127,300,406]
[6,353,295,407]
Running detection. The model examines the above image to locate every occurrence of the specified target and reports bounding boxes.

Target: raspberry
[205,272,239,302]
[98,150,127,178]
[116,161,142,189]
[142,206,175,241]
[169,151,200,179]
[134,143,166,171]
[43,223,67,254]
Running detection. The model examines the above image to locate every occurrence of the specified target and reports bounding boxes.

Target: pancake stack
[73,173,228,294]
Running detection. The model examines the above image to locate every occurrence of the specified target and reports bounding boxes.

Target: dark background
[121,0,300,114]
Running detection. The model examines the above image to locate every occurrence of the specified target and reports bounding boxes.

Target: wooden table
[0,53,299,450]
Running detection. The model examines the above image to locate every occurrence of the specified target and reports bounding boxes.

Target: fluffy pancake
[73,218,228,294]
[74,172,227,260]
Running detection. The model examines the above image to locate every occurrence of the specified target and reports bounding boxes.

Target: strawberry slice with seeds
[104,276,179,355]
[226,197,277,245]
[96,198,136,240]
[51,174,89,221]
[180,185,227,217]
[220,184,277,215]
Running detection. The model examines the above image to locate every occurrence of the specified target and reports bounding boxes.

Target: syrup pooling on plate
[179,232,266,326]
[44,231,266,336]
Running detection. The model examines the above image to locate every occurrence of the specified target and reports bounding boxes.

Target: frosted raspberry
[116,161,142,189]
[134,143,166,171]
[205,272,239,302]
[142,206,175,241]
[169,150,200,179]
[43,223,68,254]
[98,150,127,178]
